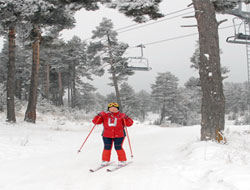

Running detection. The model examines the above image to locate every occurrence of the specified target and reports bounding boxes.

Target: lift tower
[225,2,250,105]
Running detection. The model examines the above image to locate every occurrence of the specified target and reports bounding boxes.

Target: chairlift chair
[125,44,152,71]
[226,17,250,45]
[126,57,152,71]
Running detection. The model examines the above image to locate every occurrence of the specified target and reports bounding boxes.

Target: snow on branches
[211,0,250,12]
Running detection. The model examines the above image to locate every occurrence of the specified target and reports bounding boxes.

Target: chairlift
[125,44,152,71]
[226,17,250,45]
[126,57,152,71]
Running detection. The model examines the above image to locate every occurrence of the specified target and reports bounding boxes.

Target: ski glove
[97,111,105,117]
[123,115,129,119]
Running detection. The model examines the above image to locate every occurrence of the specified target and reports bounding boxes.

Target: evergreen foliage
[212,0,250,12]
[120,82,140,118]
[3,0,249,126]
[151,72,179,125]
[224,82,249,114]
[136,90,152,121]
[91,17,134,86]
[58,0,164,22]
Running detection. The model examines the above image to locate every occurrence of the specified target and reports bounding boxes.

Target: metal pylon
[245,4,250,111]
[244,21,250,85]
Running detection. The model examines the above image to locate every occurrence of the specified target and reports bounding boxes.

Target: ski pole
[77,116,101,153]
[124,119,134,158]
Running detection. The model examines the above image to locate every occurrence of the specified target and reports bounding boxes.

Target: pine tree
[39,36,64,101]
[151,72,179,125]
[62,36,85,108]
[75,81,96,112]
[61,36,102,108]
[58,0,163,22]
[136,90,152,121]
[184,77,201,123]
[23,1,75,123]
[15,41,32,100]
[224,82,248,114]
[0,1,18,122]
[0,83,4,112]
[120,82,140,118]
[106,92,117,104]
[190,0,232,141]
[0,0,76,122]
[0,39,8,84]
[91,18,134,112]
[95,92,107,112]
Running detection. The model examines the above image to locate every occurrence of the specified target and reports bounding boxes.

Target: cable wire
[129,24,240,48]
[82,7,194,42]
[115,7,193,32]
[118,11,194,34]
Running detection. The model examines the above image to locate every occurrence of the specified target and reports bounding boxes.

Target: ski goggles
[108,102,119,108]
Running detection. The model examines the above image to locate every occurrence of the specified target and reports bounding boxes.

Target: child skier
[92,102,133,166]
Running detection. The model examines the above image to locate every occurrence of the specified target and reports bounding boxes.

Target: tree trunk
[193,0,225,142]
[107,33,123,112]
[110,64,122,112]
[24,25,41,123]
[71,64,76,108]
[159,104,166,125]
[58,71,63,106]
[44,63,50,99]
[6,26,16,123]
[68,72,71,107]
[15,78,22,100]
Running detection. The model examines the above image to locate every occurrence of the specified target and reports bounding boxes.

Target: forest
[1,0,250,140]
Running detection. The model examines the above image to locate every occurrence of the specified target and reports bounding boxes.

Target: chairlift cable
[116,7,193,32]
[117,11,195,34]
[82,7,194,42]
[93,24,240,57]
[129,24,241,47]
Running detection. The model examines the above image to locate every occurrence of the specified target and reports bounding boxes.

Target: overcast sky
[0,0,248,95]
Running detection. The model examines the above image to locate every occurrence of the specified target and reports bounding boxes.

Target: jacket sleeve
[92,112,105,124]
[123,115,133,127]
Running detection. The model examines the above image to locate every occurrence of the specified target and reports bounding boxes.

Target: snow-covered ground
[1,112,250,190]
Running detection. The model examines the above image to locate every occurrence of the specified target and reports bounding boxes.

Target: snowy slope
[0,113,250,190]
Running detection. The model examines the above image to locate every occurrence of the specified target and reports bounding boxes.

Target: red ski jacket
[92,111,133,138]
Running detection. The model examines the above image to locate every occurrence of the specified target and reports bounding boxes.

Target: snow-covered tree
[191,0,243,142]
[61,36,86,108]
[58,36,103,108]
[74,82,96,112]
[213,0,250,12]
[0,0,76,123]
[120,82,140,118]
[91,18,134,112]
[180,77,202,125]
[23,1,75,123]
[136,90,152,121]
[94,92,107,111]
[0,0,18,122]
[0,39,31,101]
[190,41,229,76]
[0,83,5,112]
[59,0,163,22]
[0,40,8,84]
[151,72,179,125]
[106,92,117,106]
[224,82,249,114]
[39,37,64,102]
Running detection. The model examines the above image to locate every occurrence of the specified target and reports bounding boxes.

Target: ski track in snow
[0,115,250,190]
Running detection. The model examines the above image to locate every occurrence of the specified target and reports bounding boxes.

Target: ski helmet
[108,102,119,110]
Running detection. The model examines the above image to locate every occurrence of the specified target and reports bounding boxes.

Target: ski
[106,161,133,172]
[89,161,114,172]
